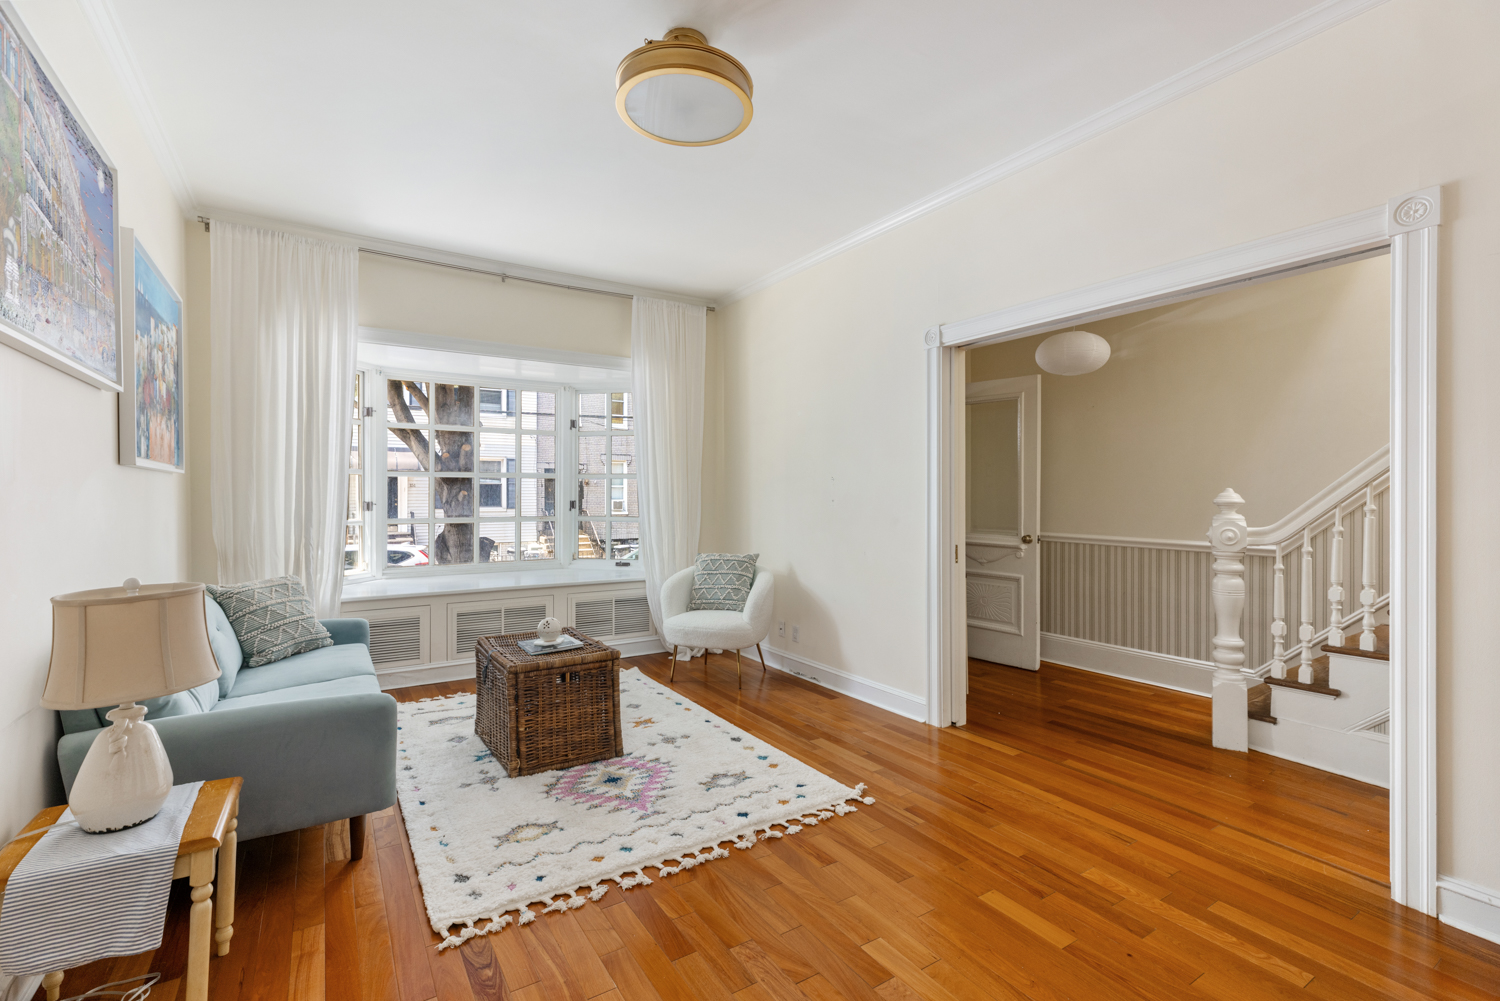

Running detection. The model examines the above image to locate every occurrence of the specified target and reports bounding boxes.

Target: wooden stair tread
[1265,655,1341,697]
[1322,623,1390,661]
[1247,683,1277,724]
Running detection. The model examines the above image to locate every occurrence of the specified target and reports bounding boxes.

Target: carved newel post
[1209,489,1252,752]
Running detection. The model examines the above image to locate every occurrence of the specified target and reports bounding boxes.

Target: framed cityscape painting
[0,4,122,391]
[118,230,183,472]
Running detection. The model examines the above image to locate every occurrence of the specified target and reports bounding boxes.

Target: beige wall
[712,0,1500,886]
[0,3,188,839]
[967,256,1389,539]
[357,254,632,356]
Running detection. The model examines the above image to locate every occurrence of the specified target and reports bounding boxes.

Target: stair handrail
[1209,447,1390,749]
[1245,444,1388,547]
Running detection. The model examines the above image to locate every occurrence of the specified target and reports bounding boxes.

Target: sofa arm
[57,691,397,842]
[322,617,370,647]
[662,566,696,619]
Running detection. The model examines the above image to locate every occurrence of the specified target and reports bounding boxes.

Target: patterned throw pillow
[205,576,333,668]
[688,553,759,612]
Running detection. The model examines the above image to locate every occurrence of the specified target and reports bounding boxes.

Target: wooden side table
[0,777,242,1001]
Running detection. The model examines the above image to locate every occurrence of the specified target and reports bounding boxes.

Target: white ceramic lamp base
[69,703,174,833]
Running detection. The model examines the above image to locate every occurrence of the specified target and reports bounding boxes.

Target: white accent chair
[661,566,775,688]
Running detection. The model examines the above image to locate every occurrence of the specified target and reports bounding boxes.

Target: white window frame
[349,364,638,581]
[344,368,375,583]
[575,390,639,563]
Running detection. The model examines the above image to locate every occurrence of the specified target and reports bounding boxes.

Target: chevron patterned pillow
[688,553,759,612]
[206,576,334,668]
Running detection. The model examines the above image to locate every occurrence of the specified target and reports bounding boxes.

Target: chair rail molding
[925,188,1441,917]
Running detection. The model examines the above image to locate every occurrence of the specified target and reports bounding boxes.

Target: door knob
[1021,534,1034,545]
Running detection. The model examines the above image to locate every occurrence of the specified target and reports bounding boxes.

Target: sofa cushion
[58,677,221,735]
[688,553,759,611]
[207,576,333,668]
[215,674,382,711]
[205,594,245,697]
[226,641,377,699]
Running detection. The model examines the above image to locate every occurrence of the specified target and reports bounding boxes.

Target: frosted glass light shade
[616,28,753,146]
[1035,330,1111,376]
[43,580,221,709]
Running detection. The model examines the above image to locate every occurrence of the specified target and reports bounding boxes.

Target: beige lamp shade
[42,580,221,710]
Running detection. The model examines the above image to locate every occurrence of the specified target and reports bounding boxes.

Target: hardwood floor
[41,655,1500,1001]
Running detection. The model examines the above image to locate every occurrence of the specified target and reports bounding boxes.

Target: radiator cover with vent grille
[573,594,652,640]
[369,617,422,666]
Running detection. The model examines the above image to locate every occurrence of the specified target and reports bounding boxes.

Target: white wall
[0,1,187,840]
[967,255,1390,539]
[711,0,1500,890]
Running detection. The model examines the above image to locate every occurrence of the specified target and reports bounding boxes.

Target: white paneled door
[965,376,1041,671]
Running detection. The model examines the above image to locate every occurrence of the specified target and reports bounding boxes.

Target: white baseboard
[376,634,667,691]
[1039,634,1213,697]
[377,658,475,690]
[758,645,927,722]
[614,635,668,658]
[1438,876,1500,945]
[1248,717,1389,787]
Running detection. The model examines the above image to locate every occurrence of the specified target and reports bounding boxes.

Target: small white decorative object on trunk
[535,617,563,644]
[41,579,221,833]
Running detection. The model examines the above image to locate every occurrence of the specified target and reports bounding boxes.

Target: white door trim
[924,187,1441,915]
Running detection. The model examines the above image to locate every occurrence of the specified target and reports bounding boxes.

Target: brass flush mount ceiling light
[616,27,753,146]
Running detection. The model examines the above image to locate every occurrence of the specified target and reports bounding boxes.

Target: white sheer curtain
[209,221,359,617]
[631,296,706,641]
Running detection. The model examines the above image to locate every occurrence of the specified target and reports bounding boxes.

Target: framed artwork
[118,229,183,472]
[0,3,121,391]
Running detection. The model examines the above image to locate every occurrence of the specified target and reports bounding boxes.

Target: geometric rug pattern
[395,667,871,947]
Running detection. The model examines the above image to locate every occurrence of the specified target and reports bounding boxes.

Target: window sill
[341,565,646,602]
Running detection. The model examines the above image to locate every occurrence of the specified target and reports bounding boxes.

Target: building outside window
[343,371,638,579]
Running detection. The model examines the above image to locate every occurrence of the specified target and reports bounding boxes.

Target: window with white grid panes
[384,378,558,568]
[344,372,368,575]
[576,392,638,562]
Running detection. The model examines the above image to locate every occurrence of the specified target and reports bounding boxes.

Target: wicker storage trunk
[474,628,623,777]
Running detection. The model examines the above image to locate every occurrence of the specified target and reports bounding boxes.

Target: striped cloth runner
[0,782,203,975]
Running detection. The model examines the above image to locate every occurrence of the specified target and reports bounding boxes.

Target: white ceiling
[98,0,1338,300]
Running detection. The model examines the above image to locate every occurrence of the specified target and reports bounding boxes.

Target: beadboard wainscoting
[340,578,663,689]
[1017,499,1390,693]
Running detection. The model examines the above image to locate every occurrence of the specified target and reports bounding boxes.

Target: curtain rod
[196,217,713,310]
[359,248,715,310]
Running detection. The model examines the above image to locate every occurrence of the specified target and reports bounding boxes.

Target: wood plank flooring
[38,655,1500,1001]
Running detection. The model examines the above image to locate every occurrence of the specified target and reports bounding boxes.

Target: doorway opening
[927,191,1441,912]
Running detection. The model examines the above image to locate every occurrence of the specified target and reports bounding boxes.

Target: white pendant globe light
[616,28,753,146]
[1035,330,1111,376]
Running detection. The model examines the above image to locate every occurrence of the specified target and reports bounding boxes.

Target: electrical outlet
[791,625,800,643]
[777,620,785,638]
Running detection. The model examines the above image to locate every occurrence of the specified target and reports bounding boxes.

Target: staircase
[1248,624,1389,786]
[1207,448,1391,786]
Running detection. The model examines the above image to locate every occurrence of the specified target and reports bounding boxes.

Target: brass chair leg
[736,648,742,688]
[757,643,767,672]
[670,645,678,681]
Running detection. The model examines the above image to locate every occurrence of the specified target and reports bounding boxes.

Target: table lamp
[41,579,222,832]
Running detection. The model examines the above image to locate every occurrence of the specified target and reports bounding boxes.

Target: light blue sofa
[56,596,396,856]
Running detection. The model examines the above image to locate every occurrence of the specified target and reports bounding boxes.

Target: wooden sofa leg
[349,814,367,861]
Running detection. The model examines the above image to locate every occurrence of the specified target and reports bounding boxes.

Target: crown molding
[78,0,196,216]
[720,0,1391,305]
[199,206,718,308]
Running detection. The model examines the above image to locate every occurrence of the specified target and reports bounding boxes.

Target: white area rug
[396,667,872,947]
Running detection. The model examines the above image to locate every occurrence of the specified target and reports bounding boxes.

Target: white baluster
[1327,516,1346,648]
[1359,485,1379,651]
[1270,551,1287,679]
[1208,489,1251,752]
[1298,528,1315,685]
